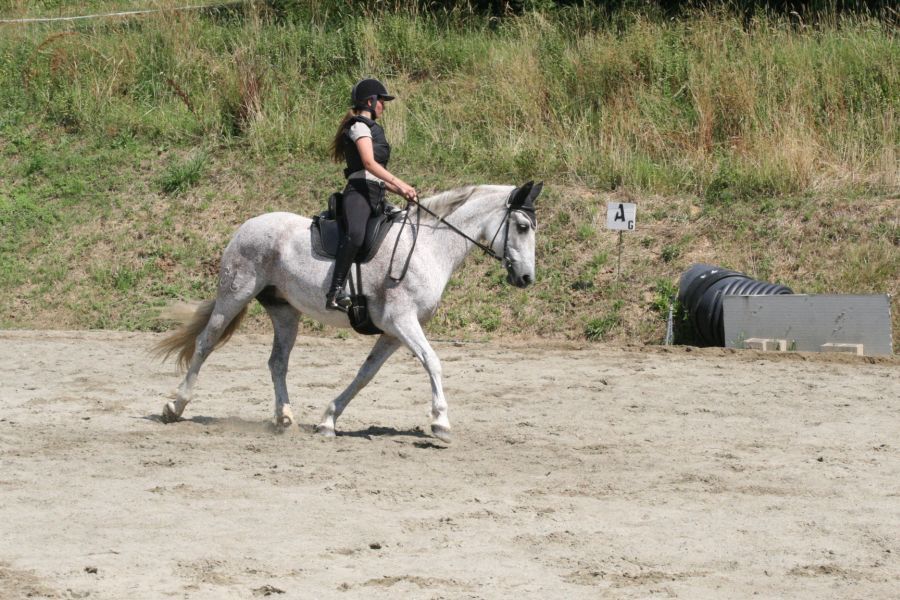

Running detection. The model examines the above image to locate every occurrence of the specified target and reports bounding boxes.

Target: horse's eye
[517,224,529,234]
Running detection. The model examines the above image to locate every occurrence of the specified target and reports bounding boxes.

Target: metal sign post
[606,202,636,282]
[616,231,624,280]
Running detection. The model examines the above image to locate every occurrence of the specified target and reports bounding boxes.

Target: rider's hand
[399,182,417,202]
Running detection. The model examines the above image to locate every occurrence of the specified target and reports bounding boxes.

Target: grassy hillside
[1,2,897,348]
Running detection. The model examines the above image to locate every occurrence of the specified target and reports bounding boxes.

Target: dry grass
[1,5,897,348]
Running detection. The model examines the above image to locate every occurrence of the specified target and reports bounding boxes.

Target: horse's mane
[415,185,511,221]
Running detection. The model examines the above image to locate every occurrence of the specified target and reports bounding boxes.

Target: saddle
[311,192,404,335]
[311,192,400,263]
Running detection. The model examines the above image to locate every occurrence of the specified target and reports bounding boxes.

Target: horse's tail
[152,299,249,372]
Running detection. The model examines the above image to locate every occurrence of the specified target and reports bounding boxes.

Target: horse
[152,181,541,442]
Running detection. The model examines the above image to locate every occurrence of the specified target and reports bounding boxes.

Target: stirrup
[325,293,352,312]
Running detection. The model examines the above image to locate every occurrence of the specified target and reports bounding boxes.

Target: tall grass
[1,3,897,343]
[1,4,895,195]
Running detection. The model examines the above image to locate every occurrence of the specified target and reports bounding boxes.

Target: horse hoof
[276,407,295,428]
[431,424,452,444]
[161,401,181,424]
[272,415,294,431]
[315,424,336,437]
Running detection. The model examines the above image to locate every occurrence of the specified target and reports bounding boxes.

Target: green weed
[584,300,623,341]
[660,244,680,263]
[477,307,502,332]
[159,153,208,195]
[576,222,594,241]
[650,278,678,315]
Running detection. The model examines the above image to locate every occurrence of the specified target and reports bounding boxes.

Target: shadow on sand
[142,413,304,434]
[142,416,444,446]
[337,425,430,439]
[338,426,447,449]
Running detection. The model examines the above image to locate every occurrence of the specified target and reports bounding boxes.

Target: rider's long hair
[329,110,356,163]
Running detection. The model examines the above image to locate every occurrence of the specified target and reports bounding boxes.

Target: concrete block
[744,338,768,350]
[724,294,893,356]
[820,342,864,356]
[744,338,789,352]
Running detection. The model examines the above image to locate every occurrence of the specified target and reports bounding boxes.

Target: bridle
[389,187,537,282]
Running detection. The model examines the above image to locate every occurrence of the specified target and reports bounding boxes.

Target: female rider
[326,78,418,311]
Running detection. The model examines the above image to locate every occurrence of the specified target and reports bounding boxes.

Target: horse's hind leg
[261,299,301,427]
[316,334,401,436]
[162,281,258,422]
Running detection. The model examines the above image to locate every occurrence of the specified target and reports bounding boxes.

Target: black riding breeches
[341,179,384,248]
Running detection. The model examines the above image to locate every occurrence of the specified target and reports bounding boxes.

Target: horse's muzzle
[507,270,534,288]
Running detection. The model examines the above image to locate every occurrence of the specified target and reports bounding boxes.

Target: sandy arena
[0,329,898,599]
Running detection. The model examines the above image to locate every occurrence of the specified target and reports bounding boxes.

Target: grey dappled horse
[153,183,541,442]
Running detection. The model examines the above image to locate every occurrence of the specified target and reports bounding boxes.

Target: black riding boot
[325,237,357,311]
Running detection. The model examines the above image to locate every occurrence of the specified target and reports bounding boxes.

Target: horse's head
[501,181,542,288]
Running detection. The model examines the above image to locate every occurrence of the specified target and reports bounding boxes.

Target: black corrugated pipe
[677,264,793,346]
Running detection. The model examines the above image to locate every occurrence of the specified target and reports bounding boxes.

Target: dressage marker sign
[606,202,637,231]
[607,202,637,279]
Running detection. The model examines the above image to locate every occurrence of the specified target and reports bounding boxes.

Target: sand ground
[0,329,898,599]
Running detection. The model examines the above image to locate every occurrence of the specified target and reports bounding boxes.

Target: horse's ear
[526,181,543,205]
[510,181,534,208]
[510,180,540,227]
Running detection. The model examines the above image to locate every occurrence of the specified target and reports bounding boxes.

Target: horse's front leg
[389,317,451,443]
[263,302,301,427]
[317,334,401,436]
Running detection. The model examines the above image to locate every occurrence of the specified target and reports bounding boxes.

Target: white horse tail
[152,299,248,371]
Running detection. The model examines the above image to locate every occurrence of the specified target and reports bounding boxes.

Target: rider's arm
[355,137,417,201]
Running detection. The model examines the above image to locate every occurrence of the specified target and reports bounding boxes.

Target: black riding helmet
[351,78,394,117]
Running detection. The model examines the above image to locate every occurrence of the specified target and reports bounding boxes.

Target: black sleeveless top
[341,115,391,178]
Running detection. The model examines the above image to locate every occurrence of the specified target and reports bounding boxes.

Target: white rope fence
[0,2,247,24]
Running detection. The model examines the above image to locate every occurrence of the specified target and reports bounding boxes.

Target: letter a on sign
[606,202,637,231]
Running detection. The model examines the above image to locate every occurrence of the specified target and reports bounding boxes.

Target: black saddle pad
[311,209,399,264]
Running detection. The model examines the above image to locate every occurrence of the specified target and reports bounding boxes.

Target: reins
[389,193,514,282]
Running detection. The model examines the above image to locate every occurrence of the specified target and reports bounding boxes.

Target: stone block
[744,338,789,352]
[820,342,864,355]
